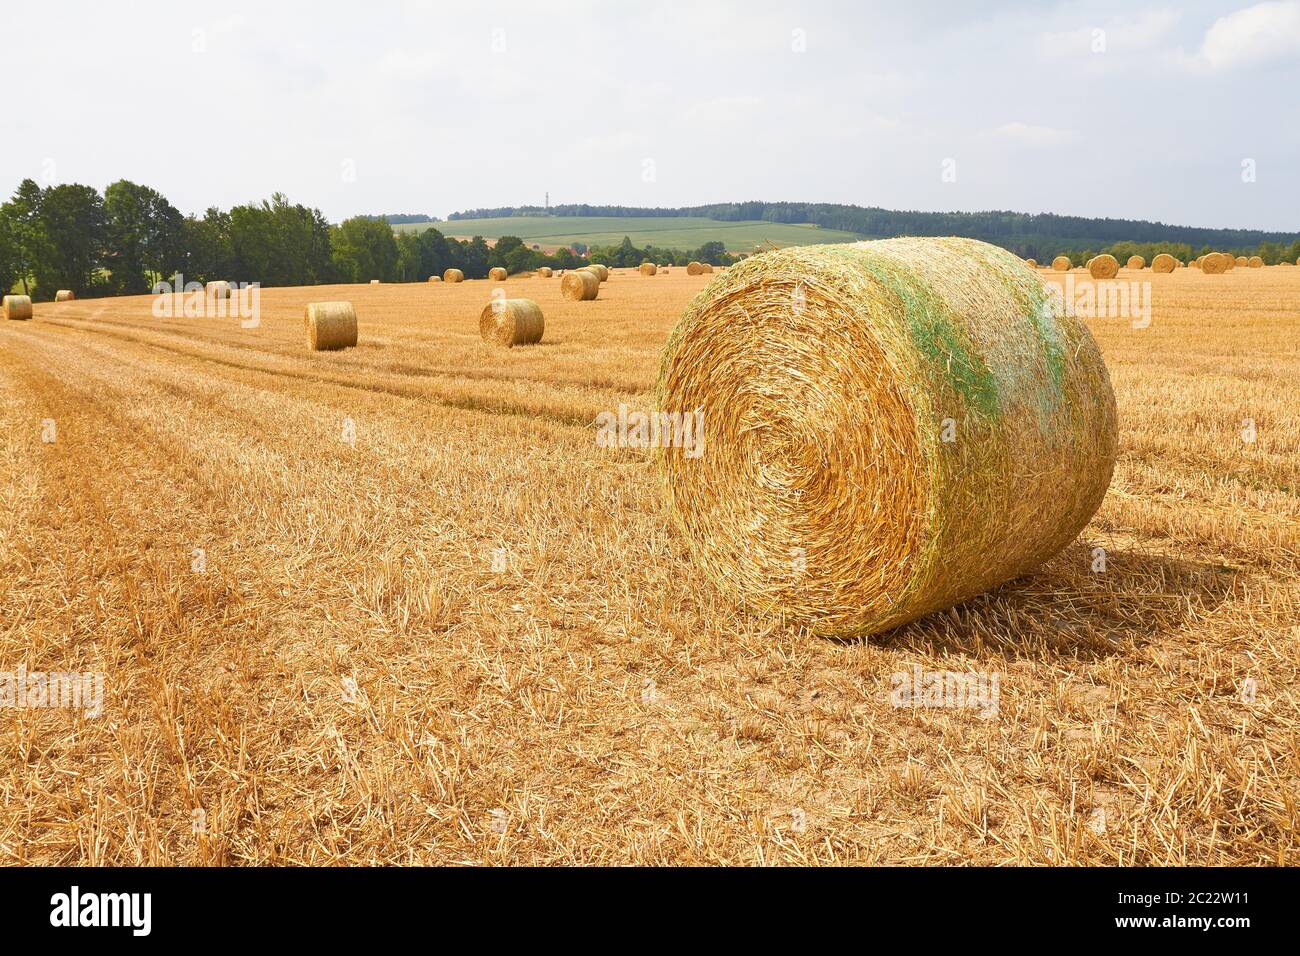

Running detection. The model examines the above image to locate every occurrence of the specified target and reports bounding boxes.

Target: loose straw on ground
[656,236,1118,637]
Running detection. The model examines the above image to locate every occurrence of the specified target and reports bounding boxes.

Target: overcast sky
[4,0,1298,230]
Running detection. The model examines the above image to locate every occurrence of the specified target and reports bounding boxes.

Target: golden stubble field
[0,265,1296,865]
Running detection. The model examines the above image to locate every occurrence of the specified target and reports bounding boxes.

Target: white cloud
[1197,1,1300,71]
[990,122,1079,148]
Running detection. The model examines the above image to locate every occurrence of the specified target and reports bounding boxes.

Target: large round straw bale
[1151,253,1176,273]
[702,263,714,273]
[444,269,465,283]
[687,261,706,275]
[207,280,231,299]
[304,301,358,351]
[480,298,544,348]
[1051,255,1070,271]
[640,262,657,276]
[3,295,33,320]
[537,266,553,278]
[1235,256,1248,267]
[488,267,508,282]
[1088,254,1119,279]
[1126,255,1145,270]
[1248,255,1263,268]
[561,270,600,301]
[1222,254,1236,270]
[1201,253,1228,274]
[586,263,609,282]
[54,289,75,302]
[657,237,1118,637]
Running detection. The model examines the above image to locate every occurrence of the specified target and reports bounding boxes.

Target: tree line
[0,179,747,301]
[450,202,1300,261]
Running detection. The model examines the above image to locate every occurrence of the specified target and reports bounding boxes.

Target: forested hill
[447,202,1298,254]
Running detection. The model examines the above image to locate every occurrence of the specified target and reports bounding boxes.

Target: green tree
[36,183,108,297]
[1,179,48,295]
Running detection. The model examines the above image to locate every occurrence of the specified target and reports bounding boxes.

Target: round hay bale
[537,266,553,278]
[54,289,75,302]
[703,263,714,273]
[1222,254,1236,271]
[1201,253,1228,274]
[657,237,1117,637]
[586,263,609,282]
[444,269,464,283]
[1248,255,1264,268]
[1151,253,1176,273]
[640,262,657,276]
[1088,254,1119,280]
[428,275,442,282]
[3,295,33,321]
[207,280,231,299]
[1051,255,1071,271]
[1234,256,1248,267]
[560,270,600,301]
[1126,255,1145,270]
[1025,258,1037,269]
[304,301,358,351]
[488,267,508,282]
[687,261,706,275]
[480,298,544,348]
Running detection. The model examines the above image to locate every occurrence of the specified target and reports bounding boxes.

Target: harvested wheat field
[1,267,1297,866]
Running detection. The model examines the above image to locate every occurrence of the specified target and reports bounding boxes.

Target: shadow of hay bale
[849,545,1240,661]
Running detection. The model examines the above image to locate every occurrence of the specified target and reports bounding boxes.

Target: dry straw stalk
[304,301,358,351]
[657,237,1118,637]
[561,270,600,301]
[3,295,33,320]
[479,298,544,348]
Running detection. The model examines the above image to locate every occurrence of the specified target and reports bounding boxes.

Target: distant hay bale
[586,263,609,282]
[1222,254,1236,270]
[54,289,75,302]
[703,263,714,273]
[304,301,358,351]
[1201,253,1228,274]
[488,267,508,282]
[1248,255,1264,268]
[537,266,553,278]
[443,269,464,283]
[1088,254,1119,280]
[207,280,231,299]
[1126,255,1145,270]
[561,270,600,301]
[1235,256,1248,267]
[2,295,33,321]
[1025,258,1037,269]
[1051,255,1070,271]
[657,237,1118,637]
[480,298,544,348]
[428,275,442,282]
[640,262,657,276]
[687,261,706,275]
[1151,253,1176,273]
